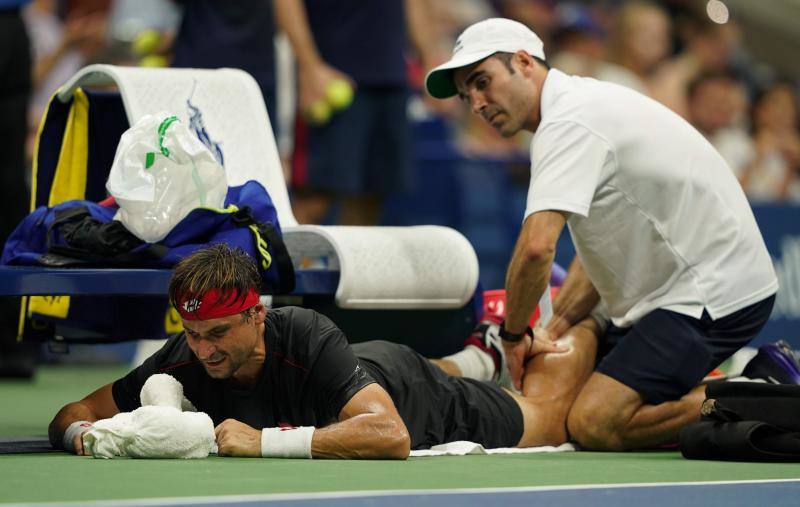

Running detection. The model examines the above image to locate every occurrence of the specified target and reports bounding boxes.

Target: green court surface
[1,366,799,505]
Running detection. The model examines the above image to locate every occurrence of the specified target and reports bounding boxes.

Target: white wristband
[63,420,93,453]
[261,426,314,458]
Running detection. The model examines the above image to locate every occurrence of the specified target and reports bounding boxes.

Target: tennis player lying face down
[49,244,597,459]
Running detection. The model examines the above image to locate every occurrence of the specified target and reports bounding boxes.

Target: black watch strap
[499,321,531,343]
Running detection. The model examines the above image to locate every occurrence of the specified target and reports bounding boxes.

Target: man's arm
[311,383,410,459]
[215,383,410,459]
[48,383,120,453]
[273,0,352,112]
[504,210,567,389]
[273,0,322,71]
[405,0,440,72]
[546,256,600,338]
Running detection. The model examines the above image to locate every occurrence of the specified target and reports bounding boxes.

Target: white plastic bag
[106,113,227,242]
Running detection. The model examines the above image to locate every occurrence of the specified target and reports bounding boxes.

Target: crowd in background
[423,0,800,204]
[16,0,800,209]
[2,0,797,372]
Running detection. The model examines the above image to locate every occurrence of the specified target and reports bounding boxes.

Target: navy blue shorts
[291,87,412,196]
[596,295,776,404]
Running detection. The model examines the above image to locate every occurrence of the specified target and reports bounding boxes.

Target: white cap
[425,18,546,99]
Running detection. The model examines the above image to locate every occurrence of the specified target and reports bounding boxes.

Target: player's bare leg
[509,318,598,447]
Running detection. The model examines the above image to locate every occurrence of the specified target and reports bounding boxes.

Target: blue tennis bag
[3,180,294,293]
[2,180,294,341]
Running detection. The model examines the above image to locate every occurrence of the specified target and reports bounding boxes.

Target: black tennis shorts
[597,295,776,404]
[352,340,524,449]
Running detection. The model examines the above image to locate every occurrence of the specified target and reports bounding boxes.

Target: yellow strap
[164,306,183,334]
[27,295,70,319]
[20,89,58,338]
[27,88,92,327]
[48,87,89,205]
[17,297,28,342]
[248,223,272,270]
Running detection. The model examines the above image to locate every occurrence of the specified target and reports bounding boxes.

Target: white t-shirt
[525,69,778,327]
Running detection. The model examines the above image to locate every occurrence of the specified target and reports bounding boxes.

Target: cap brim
[425,50,496,99]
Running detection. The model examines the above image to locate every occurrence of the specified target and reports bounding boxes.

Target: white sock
[442,345,495,381]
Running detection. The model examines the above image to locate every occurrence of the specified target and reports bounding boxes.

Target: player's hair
[168,243,261,311]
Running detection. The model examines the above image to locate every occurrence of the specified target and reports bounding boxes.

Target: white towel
[84,374,216,459]
[139,373,184,409]
[410,441,576,457]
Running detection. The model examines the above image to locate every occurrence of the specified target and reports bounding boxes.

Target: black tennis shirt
[113,307,523,449]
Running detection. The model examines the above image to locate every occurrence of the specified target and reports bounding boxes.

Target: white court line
[6,478,800,507]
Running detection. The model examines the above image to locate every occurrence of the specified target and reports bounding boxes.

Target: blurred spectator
[651,13,743,117]
[23,0,107,156]
[740,83,800,203]
[427,0,492,46]
[595,0,672,95]
[279,0,443,225]
[687,71,754,179]
[170,1,279,131]
[491,0,558,50]
[549,3,607,77]
[0,0,35,376]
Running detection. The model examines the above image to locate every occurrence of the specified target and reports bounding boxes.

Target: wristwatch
[499,321,531,343]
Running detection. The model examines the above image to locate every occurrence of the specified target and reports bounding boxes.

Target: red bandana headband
[177,288,260,321]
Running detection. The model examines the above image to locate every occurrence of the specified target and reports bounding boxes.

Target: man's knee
[566,373,644,451]
[567,398,627,451]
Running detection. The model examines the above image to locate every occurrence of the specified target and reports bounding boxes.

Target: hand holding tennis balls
[306,100,332,125]
[326,80,354,111]
[304,80,353,125]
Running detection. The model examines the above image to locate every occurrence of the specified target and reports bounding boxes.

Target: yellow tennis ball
[306,100,332,125]
[326,80,354,111]
[139,55,168,68]
[132,29,161,56]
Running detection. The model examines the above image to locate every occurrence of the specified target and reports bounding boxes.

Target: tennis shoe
[741,340,800,385]
[464,320,514,390]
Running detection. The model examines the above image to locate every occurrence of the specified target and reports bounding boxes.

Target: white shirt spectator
[710,127,755,181]
[593,61,649,96]
[525,69,778,327]
[745,150,800,204]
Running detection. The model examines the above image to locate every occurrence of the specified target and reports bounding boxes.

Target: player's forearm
[505,237,554,334]
[48,401,101,449]
[549,257,599,335]
[311,413,410,459]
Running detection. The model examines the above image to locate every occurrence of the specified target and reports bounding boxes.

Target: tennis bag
[1,180,294,341]
[679,381,800,462]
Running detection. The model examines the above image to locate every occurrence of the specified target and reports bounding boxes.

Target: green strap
[248,224,273,271]
[145,115,180,169]
[156,115,179,156]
